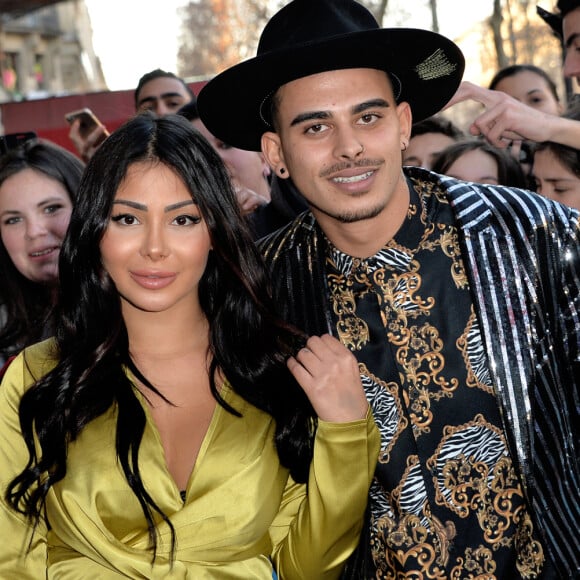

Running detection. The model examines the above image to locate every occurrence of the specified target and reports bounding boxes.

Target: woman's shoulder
[2,338,59,390]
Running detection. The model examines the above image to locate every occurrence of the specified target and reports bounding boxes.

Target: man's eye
[305,123,327,134]
[358,113,379,125]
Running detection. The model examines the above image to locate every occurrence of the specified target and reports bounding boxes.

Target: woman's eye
[173,214,201,226]
[44,204,64,215]
[111,214,139,225]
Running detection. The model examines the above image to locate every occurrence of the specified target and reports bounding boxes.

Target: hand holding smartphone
[65,108,109,144]
[65,108,109,161]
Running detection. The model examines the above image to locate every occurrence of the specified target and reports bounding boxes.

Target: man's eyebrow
[566,31,580,48]
[290,98,391,126]
[112,199,195,212]
[290,110,331,127]
[138,92,186,107]
[352,99,390,114]
[160,92,187,101]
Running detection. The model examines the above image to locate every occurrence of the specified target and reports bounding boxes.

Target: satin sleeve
[270,406,380,579]
[0,349,48,579]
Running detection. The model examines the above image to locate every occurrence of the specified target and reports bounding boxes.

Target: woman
[0,138,84,366]
[532,105,580,210]
[431,138,528,188]
[488,64,563,179]
[488,64,563,116]
[0,114,379,578]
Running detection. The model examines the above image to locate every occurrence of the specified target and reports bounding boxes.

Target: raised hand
[445,81,580,149]
[68,118,109,163]
[287,334,368,423]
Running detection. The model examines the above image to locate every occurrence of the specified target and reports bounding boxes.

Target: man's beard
[307,191,387,224]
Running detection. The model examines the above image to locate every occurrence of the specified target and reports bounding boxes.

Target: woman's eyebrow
[112,199,195,212]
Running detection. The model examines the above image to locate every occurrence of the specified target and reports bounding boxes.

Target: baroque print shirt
[326,179,546,579]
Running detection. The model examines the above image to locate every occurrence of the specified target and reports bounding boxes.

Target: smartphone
[0,131,37,155]
[65,108,109,143]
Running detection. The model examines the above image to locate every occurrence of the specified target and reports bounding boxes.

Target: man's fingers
[444,80,504,111]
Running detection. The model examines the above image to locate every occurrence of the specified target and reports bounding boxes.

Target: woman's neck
[123,302,210,360]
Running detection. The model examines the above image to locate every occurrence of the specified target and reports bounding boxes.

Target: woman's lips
[129,270,177,289]
[28,246,59,260]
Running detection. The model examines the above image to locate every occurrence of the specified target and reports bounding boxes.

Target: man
[198,1,580,578]
[133,68,194,116]
[69,69,194,160]
[539,0,580,81]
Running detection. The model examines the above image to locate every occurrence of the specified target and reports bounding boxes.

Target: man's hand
[287,334,368,423]
[68,119,108,163]
[445,81,580,149]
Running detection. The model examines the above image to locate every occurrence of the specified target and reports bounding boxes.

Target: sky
[84,0,189,91]
[84,0,495,92]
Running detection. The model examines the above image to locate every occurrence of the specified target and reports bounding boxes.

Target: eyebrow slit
[290,110,331,127]
[352,99,390,114]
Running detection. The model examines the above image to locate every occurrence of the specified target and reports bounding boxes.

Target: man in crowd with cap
[198,0,579,578]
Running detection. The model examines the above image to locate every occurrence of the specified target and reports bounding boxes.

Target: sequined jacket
[259,167,580,579]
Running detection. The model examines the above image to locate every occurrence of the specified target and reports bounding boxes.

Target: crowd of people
[0,0,578,578]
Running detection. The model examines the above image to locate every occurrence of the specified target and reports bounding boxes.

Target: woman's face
[444,149,500,185]
[533,148,580,210]
[100,162,212,319]
[0,168,73,283]
[492,70,562,116]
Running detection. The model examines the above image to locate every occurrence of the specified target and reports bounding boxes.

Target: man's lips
[331,170,375,184]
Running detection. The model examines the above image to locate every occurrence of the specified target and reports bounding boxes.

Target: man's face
[563,7,580,83]
[191,119,271,199]
[261,68,411,238]
[136,77,192,116]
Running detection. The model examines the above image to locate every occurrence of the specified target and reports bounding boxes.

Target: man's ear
[261,131,289,179]
[397,101,413,146]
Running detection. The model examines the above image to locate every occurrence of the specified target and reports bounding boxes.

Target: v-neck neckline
[133,377,232,503]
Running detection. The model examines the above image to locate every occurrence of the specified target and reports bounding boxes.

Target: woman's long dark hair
[6,113,314,559]
[0,139,84,359]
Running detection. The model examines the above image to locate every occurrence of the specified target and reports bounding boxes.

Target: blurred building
[0,0,106,103]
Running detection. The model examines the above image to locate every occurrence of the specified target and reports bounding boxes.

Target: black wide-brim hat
[197,0,465,151]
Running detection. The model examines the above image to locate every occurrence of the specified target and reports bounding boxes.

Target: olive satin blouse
[0,340,380,579]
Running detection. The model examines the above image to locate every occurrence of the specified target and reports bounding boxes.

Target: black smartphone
[0,131,37,155]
